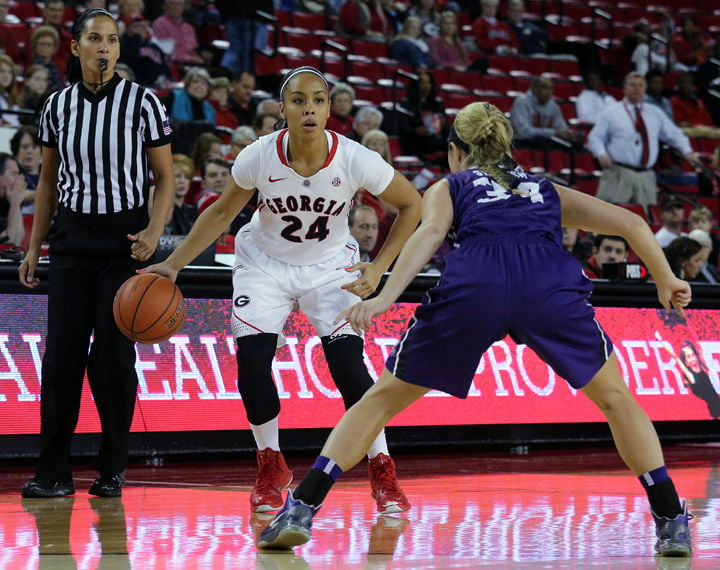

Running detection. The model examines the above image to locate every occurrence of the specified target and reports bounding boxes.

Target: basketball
[113,273,185,344]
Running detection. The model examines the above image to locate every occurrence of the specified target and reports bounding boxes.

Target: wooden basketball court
[1,444,719,568]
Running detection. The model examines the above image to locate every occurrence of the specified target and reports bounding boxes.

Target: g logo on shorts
[234,295,251,307]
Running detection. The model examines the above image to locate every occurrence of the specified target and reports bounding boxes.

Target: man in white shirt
[575,69,616,124]
[654,194,688,247]
[588,71,699,208]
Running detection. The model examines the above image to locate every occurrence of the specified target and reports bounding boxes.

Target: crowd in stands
[1,0,720,284]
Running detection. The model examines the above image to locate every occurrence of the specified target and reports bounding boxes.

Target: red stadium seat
[352,39,389,59]
[483,74,514,94]
[281,27,324,53]
[291,11,328,30]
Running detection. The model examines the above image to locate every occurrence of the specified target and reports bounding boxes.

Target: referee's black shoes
[21,477,75,498]
[89,472,125,497]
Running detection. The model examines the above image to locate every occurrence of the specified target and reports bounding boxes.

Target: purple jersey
[446,166,562,247]
[385,165,613,398]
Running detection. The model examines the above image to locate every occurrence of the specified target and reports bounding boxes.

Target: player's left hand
[342,262,382,299]
[128,229,160,262]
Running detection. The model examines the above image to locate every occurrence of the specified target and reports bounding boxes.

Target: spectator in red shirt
[338,0,391,41]
[582,235,629,279]
[34,0,73,72]
[670,71,716,128]
[326,82,356,136]
[471,0,520,56]
[670,16,713,70]
[208,76,239,142]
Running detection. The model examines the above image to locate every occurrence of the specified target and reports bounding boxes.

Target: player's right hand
[656,276,691,319]
[335,296,393,335]
[138,261,178,283]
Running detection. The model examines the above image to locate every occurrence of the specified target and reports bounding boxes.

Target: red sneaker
[367,453,411,514]
[250,448,293,513]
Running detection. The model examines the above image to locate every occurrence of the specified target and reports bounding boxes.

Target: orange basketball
[113,273,185,344]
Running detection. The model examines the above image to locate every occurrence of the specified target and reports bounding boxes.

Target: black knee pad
[321,334,374,410]
[236,333,280,425]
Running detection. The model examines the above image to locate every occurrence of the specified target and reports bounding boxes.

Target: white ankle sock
[366,431,389,459]
[250,416,280,451]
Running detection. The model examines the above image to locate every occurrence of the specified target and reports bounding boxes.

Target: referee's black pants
[36,209,144,481]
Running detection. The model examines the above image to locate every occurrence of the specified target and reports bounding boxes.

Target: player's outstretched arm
[555,184,691,317]
[338,180,453,334]
[142,180,255,282]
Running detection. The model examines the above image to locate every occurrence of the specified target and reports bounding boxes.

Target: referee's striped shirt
[38,74,173,215]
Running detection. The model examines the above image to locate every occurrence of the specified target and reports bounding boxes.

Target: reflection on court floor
[0,449,718,568]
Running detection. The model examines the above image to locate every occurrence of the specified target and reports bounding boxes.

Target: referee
[18,8,174,498]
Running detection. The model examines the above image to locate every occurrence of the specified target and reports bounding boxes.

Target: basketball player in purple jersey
[258,101,694,558]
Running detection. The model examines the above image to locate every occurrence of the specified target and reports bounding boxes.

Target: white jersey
[232,129,395,265]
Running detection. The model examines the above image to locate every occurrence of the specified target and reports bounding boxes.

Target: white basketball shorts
[230,228,362,343]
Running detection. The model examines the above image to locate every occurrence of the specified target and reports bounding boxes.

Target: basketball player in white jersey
[143,66,422,514]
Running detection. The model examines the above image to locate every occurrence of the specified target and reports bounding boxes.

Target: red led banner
[1,295,719,435]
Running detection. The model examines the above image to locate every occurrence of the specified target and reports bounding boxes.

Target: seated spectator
[562,226,593,262]
[510,75,578,148]
[688,206,718,267]
[355,128,394,221]
[252,111,279,138]
[428,10,473,72]
[670,16,713,71]
[382,0,409,34]
[582,234,629,279]
[165,153,198,235]
[228,70,258,126]
[163,67,216,123]
[630,28,675,77]
[670,71,716,128]
[407,0,441,37]
[195,157,231,212]
[118,0,147,33]
[152,0,205,64]
[471,0,520,56]
[397,70,448,163]
[19,65,50,126]
[654,194,688,248]
[687,229,720,283]
[196,156,254,238]
[390,16,435,68]
[34,0,73,72]
[0,54,20,127]
[665,235,704,280]
[348,105,384,142]
[337,0,392,41]
[349,204,379,262]
[226,125,257,160]
[0,153,26,247]
[208,76,239,139]
[326,82,356,136]
[190,132,223,173]
[114,62,136,82]
[506,0,548,56]
[256,98,281,120]
[644,69,674,121]
[29,26,64,93]
[119,12,172,88]
[575,69,616,125]
[10,126,41,214]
